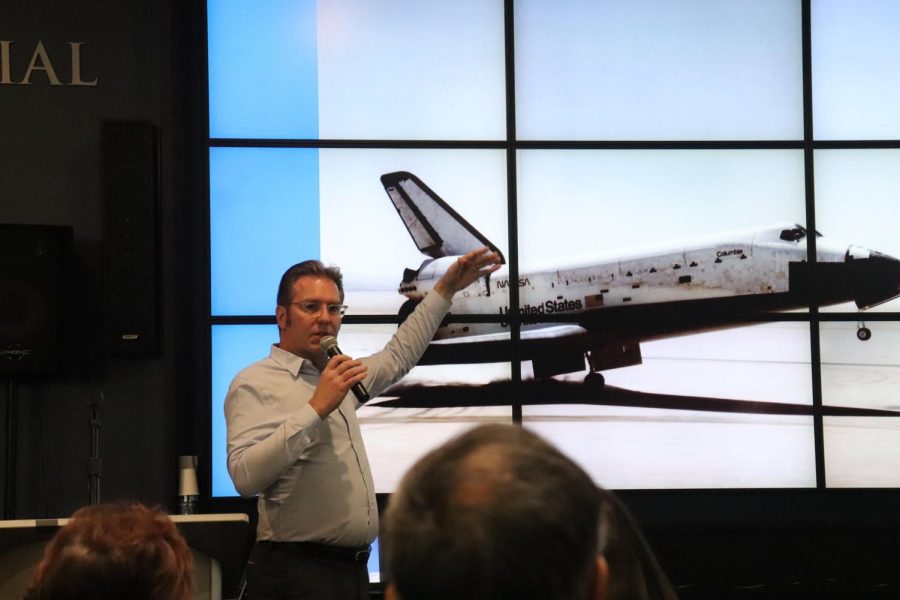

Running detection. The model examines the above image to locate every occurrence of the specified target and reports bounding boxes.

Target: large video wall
[207,0,900,497]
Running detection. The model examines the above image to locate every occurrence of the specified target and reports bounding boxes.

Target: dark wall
[1,0,206,518]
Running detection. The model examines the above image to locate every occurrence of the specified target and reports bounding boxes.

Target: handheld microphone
[320,335,370,403]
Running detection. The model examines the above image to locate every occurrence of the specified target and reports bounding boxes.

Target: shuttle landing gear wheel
[584,372,605,388]
[857,325,872,341]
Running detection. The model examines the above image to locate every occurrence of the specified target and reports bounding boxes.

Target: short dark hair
[24,503,193,600]
[384,424,601,600]
[276,260,344,307]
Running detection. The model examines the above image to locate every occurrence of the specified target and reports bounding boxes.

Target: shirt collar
[269,343,317,377]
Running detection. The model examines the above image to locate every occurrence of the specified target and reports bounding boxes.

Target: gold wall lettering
[1,40,98,86]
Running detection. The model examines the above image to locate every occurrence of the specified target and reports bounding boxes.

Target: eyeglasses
[290,301,347,317]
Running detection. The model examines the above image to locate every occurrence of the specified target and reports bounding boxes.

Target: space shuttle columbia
[380,171,900,385]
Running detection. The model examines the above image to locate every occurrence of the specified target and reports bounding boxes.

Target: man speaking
[225,247,501,600]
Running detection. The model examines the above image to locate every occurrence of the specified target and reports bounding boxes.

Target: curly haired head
[24,503,193,600]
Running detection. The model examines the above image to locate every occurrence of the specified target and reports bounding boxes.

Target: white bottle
[178,455,199,515]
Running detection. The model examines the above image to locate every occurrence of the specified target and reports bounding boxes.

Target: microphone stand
[4,378,17,519]
[87,391,103,505]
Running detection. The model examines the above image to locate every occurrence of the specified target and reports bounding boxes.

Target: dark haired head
[276,260,344,307]
[384,424,677,600]
[384,424,602,600]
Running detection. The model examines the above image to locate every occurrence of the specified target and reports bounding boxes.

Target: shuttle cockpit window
[779,226,807,242]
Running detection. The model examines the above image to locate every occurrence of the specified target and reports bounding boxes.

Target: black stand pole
[87,391,103,505]
[4,379,17,519]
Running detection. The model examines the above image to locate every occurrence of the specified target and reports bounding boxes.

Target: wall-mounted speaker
[0,224,73,376]
[101,120,161,356]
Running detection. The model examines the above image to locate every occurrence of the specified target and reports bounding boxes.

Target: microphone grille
[320,335,338,353]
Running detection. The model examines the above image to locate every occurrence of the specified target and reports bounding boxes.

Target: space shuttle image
[381,171,900,386]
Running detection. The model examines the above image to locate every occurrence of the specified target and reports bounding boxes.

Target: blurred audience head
[24,502,192,600]
[384,423,676,600]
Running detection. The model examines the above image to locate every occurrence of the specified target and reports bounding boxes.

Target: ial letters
[1,40,97,86]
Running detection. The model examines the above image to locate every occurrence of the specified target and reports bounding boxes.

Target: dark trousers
[247,541,371,600]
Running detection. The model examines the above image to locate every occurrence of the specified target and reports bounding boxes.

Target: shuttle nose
[852,250,900,309]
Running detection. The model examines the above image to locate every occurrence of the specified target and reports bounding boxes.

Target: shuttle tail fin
[380,171,506,263]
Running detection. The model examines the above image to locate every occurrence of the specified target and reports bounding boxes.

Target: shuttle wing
[428,324,587,347]
[381,171,506,263]
[420,325,592,364]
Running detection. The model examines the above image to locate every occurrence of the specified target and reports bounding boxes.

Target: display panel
[210,147,320,316]
[318,148,508,307]
[824,417,900,488]
[814,149,900,313]
[317,0,506,140]
[516,149,807,270]
[209,0,505,140]
[816,320,900,488]
[812,0,900,140]
[515,0,803,140]
[211,324,277,497]
[208,0,319,139]
[820,320,900,410]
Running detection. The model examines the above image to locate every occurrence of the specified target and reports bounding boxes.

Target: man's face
[276,275,343,362]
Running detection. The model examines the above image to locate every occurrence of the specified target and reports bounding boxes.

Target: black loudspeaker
[0,224,73,376]
[101,120,161,355]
